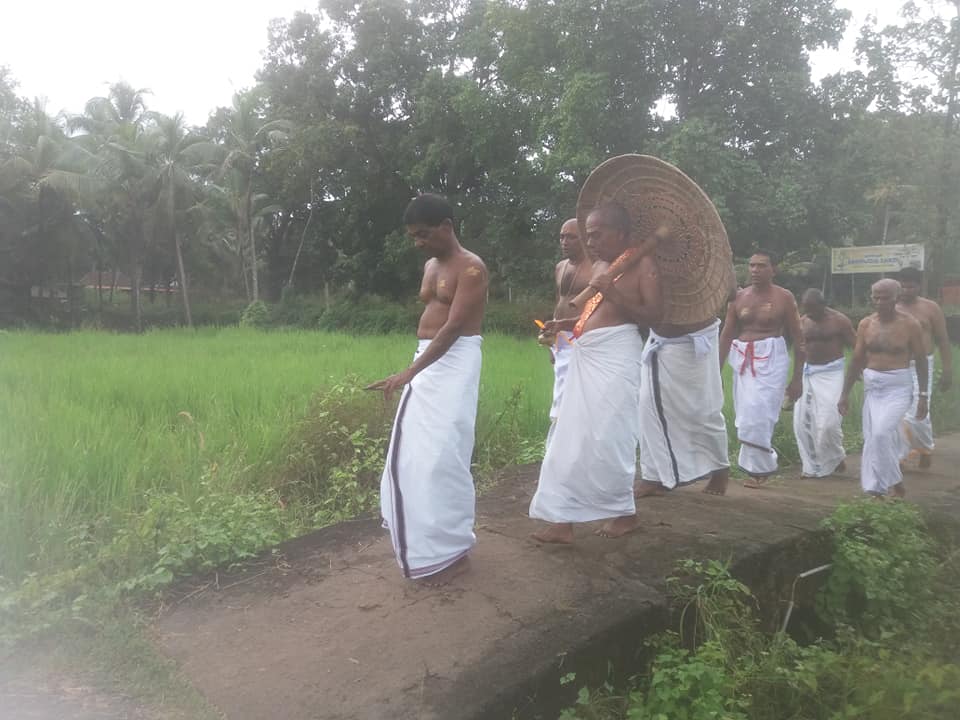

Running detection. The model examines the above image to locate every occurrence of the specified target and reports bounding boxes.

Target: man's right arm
[910,320,930,420]
[839,318,868,415]
[930,302,953,391]
[718,295,739,368]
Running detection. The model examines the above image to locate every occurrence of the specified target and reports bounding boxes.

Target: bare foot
[416,555,470,587]
[702,469,729,496]
[594,515,642,538]
[531,523,574,545]
[634,481,666,499]
[919,454,932,469]
[890,483,906,499]
[743,476,770,489]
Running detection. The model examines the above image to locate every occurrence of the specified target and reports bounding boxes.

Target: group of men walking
[369,194,953,582]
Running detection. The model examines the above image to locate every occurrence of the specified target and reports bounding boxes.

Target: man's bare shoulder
[917,296,946,317]
[772,284,798,304]
[827,307,853,325]
[457,250,488,281]
[895,308,924,330]
[857,315,875,332]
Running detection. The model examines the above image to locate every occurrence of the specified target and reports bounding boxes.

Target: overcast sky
[1,1,913,126]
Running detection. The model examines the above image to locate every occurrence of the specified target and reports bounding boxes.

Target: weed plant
[559,500,960,720]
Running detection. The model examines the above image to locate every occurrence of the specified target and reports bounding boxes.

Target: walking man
[543,218,591,422]
[793,289,855,477]
[839,279,927,497]
[718,250,805,487]
[368,194,488,583]
[635,311,731,497]
[895,267,953,468]
[530,204,662,543]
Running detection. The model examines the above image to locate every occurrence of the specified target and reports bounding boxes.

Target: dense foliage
[2,0,960,329]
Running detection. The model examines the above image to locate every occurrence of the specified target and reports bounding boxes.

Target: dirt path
[5,439,960,720]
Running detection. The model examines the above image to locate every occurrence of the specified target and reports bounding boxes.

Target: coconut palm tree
[142,111,219,327]
[215,89,291,302]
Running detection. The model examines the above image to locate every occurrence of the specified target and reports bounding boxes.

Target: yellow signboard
[831,244,925,275]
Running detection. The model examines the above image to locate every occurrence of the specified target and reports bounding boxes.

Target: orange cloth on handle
[572,247,639,338]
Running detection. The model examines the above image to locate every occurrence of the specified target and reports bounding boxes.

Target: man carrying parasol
[529,203,663,543]
[718,250,805,487]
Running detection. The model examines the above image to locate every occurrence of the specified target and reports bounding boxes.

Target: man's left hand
[588,270,613,294]
[786,378,802,402]
[366,369,414,401]
[917,396,929,421]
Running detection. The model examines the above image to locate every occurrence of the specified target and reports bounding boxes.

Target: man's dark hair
[403,193,455,227]
[752,248,779,266]
[897,266,923,284]
[589,203,633,236]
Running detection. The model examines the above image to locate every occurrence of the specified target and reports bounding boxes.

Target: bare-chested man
[838,279,928,498]
[895,267,953,468]
[530,203,662,544]
[792,289,856,478]
[368,194,488,583]
[541,218,592,422]
[718,250,805,486]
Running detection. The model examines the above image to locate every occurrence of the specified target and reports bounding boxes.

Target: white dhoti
[861,368,913,495]
[900,354,935,460]
[729,337,790,477]
[639,321,729,489]
[549,331,576,421]
[530,324,644,523]
[793,358,846,477]
[380,336,482,579]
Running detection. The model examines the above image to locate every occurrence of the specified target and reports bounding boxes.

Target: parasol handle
[568,226,669,312]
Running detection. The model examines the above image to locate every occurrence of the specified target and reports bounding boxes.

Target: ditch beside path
[5,435,960,720]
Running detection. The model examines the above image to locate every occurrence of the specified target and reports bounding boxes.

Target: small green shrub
[277,377,393,523]
[817,499,936,635]
[240,300,271,328]
[560,503,960,720]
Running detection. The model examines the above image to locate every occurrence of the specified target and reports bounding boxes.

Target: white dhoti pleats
[549,331,576,421]
[900,354,935,460]
[639,321,729,489]
[793,358,846,478]
[729,337,790,477]
[530,324,645,523]
[861,368,914,495]
[380,336,482,579]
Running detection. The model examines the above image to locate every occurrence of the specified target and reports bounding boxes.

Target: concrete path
[4,438,960,720]
[154,438,960,720]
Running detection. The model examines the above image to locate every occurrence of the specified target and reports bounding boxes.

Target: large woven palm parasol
[576,154,735,325]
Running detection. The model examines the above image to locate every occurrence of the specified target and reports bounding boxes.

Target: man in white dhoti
[540,218,592,421]
[895,267,953,469]
[839,279,928,498]
[635,318,731,497]
[719,250,805,487]
[368,194,488,583]
[531,204,662,543]
[793,289,855,477]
